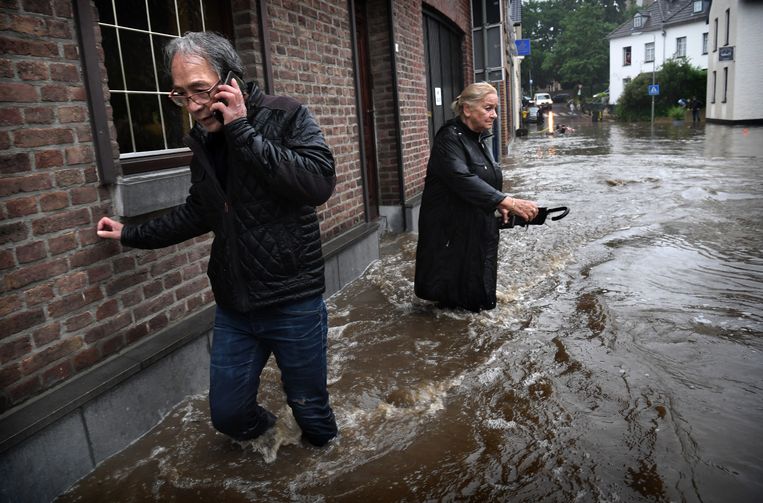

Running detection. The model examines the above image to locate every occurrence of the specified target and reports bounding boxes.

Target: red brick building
[0,0,522,499]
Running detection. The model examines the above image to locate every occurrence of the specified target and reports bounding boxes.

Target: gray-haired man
[97,32,338,446]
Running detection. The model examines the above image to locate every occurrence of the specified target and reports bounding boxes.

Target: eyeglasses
[167,80,221,107]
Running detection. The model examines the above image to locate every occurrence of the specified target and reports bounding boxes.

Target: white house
[705,0,763,123]
[608,0,709,105]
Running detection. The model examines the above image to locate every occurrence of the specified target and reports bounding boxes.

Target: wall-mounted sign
[515,39,531,56]
[435,87,442,106]
[719,46,734,61]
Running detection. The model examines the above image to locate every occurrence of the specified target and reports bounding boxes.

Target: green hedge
[615,59,706,121]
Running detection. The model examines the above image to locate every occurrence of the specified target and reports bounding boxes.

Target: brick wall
[0,0,476,414]
[232,0,264,86]
[367,0,473,206]
[389,0,429,202]
[265,0,365,238]
[394,0,473,202]
[0,0,372,414]
[0,0,215,413]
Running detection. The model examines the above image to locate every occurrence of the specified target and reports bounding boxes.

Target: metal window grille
[94,0,228,160]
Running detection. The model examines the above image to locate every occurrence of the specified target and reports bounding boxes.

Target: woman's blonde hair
[451,82,498,116]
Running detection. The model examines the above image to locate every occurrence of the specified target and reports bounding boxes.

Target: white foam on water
[235,406,302,464]
[477,367,503,386]
[485,417,517,430]
[523,372,544,386]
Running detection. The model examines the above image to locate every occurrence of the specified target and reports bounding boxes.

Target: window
[676,37,686,58]
[693,1,703,13]
[645,42,655,62]
[724,8,730,45]
[623,46,631,66]
[722,66,728,103]
[623,77,631,88]
[702,33,708,54]
[711,71,716,104]
[93,0,233,175]
[713,18,718,51]
[472,0,504,82]
[633,14,644,29]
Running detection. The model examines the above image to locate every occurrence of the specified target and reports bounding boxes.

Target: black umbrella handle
[497,206,570,229]
[546,206,569,221]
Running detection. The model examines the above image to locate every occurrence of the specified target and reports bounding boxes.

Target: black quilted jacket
[121,84,336,312]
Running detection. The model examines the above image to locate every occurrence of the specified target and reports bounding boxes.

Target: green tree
[616,58,706,121]
[520,0,626,95]
[547,2,617,94]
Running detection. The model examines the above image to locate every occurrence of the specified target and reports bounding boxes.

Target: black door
[423,10,464,140]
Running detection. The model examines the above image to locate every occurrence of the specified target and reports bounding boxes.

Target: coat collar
[448,117,494,143]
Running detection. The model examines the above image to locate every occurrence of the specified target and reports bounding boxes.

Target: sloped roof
[608,0,707,39]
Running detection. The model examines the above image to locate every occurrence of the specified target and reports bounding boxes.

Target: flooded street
[59,120,763,502]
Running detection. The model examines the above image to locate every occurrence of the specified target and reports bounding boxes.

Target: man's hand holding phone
[212,71,247,124]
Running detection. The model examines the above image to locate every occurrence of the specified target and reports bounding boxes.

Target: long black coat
[414,118,506,312]
[121,84,336,312]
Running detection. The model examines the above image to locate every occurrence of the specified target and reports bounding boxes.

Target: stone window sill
[114,167,191,217]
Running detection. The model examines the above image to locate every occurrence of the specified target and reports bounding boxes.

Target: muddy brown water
[58,120,763,502]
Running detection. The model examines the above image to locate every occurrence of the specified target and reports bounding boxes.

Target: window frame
[693,1,703,14]
[645,41,655,63]
[711,70,716,104]
[623,46,632,66]
[471,0,504,82]
[724,8,730,46]
[633,14,644,29]
[77,0,234,180]
[702,32,708,55]
[722,66,728,103]
[676,36,687,58]
[713,18,718,52]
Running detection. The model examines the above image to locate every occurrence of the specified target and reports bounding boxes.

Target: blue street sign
[515,39,531,56]
[648,84,660,96]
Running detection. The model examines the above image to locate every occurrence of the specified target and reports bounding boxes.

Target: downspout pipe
[387,0,407,231]
[256,0,274,94]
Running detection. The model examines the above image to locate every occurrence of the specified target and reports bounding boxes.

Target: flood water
[59,119,763,502]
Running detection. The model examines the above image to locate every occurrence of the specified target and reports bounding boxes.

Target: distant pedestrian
[690,96,702,124]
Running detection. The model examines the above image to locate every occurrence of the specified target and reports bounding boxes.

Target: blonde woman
[414,82,538,312]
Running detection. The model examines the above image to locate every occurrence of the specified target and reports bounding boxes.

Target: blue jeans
[209,295,338,446]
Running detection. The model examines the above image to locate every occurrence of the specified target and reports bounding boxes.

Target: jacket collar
[449,117,493,143]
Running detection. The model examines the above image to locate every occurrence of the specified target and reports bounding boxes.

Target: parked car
[552,93,570,103]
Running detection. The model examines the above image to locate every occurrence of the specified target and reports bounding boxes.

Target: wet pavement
[58,117,763,502]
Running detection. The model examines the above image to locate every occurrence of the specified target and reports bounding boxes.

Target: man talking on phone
[96,32,338,447]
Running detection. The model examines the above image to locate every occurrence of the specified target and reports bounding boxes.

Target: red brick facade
[0,0,475,413]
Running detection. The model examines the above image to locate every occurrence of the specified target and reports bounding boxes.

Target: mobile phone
[213,71,246,123]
